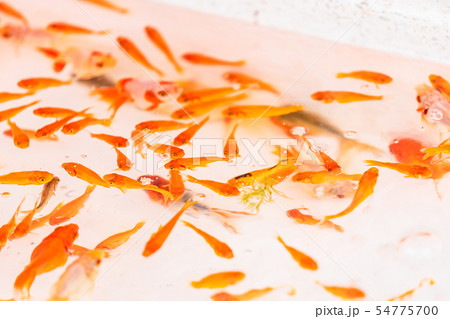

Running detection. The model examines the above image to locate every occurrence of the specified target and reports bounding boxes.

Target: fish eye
[39,177,46,183]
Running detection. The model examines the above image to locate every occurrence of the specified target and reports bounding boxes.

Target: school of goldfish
[0,0,447,301]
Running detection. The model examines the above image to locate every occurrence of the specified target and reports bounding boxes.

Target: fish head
[411,166,432,179]
[29,171,54,184]
[293,172,313,183]
[102,173,122,187]
[54,223,79,244]
[156,81,182,101]
[61,163,78,176]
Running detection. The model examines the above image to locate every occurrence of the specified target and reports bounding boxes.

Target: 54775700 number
[375,306,438,316]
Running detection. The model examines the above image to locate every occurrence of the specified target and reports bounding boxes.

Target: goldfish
[228,159,297,188]
[389,138,430,165]
[61,162,110,188]
[0,100,39,122]
[29,211,53,232]
[336,71,392,84]
[224,124,239,159]
[117,36,163,76]
[173,116,209,146]
[95,221,145,251]
[114,147,132,171]
[90,133,129,147]
[164,156,227,170]
[35,108,89,138]
[223,71,279,94]
[102,173,173,200]
[21,177,60,215]
[316,282,365,300]
[311,91,383,103]
[325,167,379,220]
[277,236,318,270]
[182,221,233,258]
[416,84,450,128]
[287,208,343,232]
[429,74,450,100]
[0,2,28,26]
[14,224,79,299]
[177,86,237,104]
[187,175,240,197]
[171,93,249,119]
[0,91,34,103]
[388,278,434,301]
[292,170,362,184]
[135,119,192,132]
[212,287,274,301]
[6,119,29,148]
[17,77,72,91]
[191,271,245,289]
[169,169,185,200]
[301,136,341,174]
[0,170,54,185]
[222,104,303,118]
[142,200,196,257]
[48,185,95,225]
[3,128,58,141]
[182,53,245,66]
[79,0,128,14]
[9,199,38,240]
[46,22,105,35]
[62,117,111,135]
[145,26,183,73]
[365,160,432,178]
[422,145,450,160]
[0,198,23,250]
[146,143,185,159]
[33,107,93,118]
[49,249,104,301]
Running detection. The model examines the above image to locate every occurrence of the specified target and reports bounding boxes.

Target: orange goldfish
[311,91,383,103]
[182,53,245,66]
[79,0,128,14]
[117,36,163,76]
[3,128,58,141]
[0,198,23,250]
[182,221,233,258]
[191,271,245,289]
[365,160,431,178]
[48,185,95,225]
[0,2,28,26]
[388,278,434,301]
[142,200,196,257]
[177,86,237,104]
[145,26,183,73]
[0,100,39,122]
[301,136,341,174]
[14,224,79,299]
[422,144,450,160]
[336,71,392,84]
[29,211,53,232]
[325,167,379,220]
[0,91,34,103]
[287,208,343,233]
[173,116,209,146]
[316,281,365,300]
[278,236,318,270]
[169,169,185,200]
[17,77,72,91]
[61,162,110,188]
[135,119,192,132]
[222,104,303,118]
[164,156,227,170]
[62,117,111,135]
[6,119,29,148]
[114,147,132,171]
[49,249,104,301]
[0,170,53,185]
[429,74,450,100]
[146,143,185,159]
[46,22,106,35]
[224,123,239,159]
[187,175,240,196]
[102,173,173,200]
[292,170,362,184]
[90,133,129,147]
[223,72,279,94]
[95,221,145,251]
[171,93,249,119]
[33,107,93,118]
[35,108,89,138]
[212,287,274,301]
[9,199,38,240]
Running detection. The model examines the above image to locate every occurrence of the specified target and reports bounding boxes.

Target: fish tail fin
[53,60,66,73]
[186,175,196,183]
[336,73,348,78]
[14,266,37,300]
[235,60,246,66]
